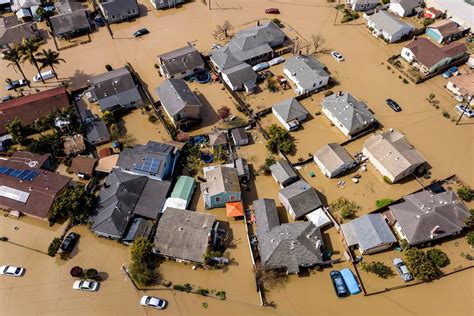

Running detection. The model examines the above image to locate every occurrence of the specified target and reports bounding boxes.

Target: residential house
[150,0,186,10]
[89,168,171,239]
[155,79,202,128]
[322,92,375,139]
[347,0,379,11]
[158,45,205,79]
[200,166,241,209]
[425,0,473,29]
[272,98,309,131]
[446,71,473,104]
[10,0,41,21]
[63,134,86,156]
[270,160,299,188]
[0,158,70,220]
[116,141,180,181]
[153,208,216,263]
[279,180,323,220]
[209,130,228,148]
[70,156,97,178]
[98,0,139,24]
[426,20,470,44]
[221,62,257,93]
[10,151,53,169]
[0,87,70,135]
[341,214,397,254]
[314,143,356,178]
[367,10,414,43]
[283,55,329,94]
[0,16,39,49]
[401,37,468,74]
[163,175,195,210]
[49,5,91,39]
[387,190,470,245]
[231,127,249,146]
[362,129,426,183]
[389,0,424,17]
[85,119,111,145]
[89,67,143,112]
[424,7,442,19]
[254,198,325,274]
[122,218,154,245]
[235,158,250,184]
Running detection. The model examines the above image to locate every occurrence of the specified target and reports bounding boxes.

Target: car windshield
[15,267,21,274]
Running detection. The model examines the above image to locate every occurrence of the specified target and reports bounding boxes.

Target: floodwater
[1,0,474,314]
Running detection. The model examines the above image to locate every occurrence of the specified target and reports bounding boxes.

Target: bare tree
[213,21,232,39]
[292,38,305,55]
[310,34,325,55]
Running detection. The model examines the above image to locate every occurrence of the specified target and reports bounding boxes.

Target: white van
[33,70,55,82]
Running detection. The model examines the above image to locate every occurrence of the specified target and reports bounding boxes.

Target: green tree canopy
[6,118,28,145]
[28,133,64,157]
[266,124,295,154]
[129,237,156,286]
[404,247,439,281]
[329,197,360,219]
[50,185,96,223]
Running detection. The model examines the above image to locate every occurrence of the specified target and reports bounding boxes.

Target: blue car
[330,270,348,297]
[442,66,459,79]
[340,268,361,295]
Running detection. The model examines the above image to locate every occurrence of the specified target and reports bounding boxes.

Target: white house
[367,10,414,43]
[272,98,309,131]
[283,55,329,95]
[314,143,356,178]
[446,72,474,105]
[347,0,379,11]
[389,0,424,17]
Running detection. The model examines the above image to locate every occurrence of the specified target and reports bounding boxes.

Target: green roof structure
[171,176,196,203]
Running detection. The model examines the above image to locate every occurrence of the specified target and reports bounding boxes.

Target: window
[230,195,236,200]
[215,197,221,202]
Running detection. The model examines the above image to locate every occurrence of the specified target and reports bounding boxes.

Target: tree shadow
[66,69,90,88]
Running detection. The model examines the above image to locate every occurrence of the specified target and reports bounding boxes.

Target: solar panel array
[145,142,172,153]
[0,167,39,181]
[133,157,161,174]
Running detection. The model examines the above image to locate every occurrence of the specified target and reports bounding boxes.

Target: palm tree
[19,37,43,83]
[2,46,30,87]
[36,49,65,80]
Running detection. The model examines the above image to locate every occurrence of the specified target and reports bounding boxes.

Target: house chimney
[257,20,260,26]
[430,225,440,239]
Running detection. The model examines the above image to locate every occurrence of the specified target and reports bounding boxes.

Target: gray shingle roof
[391,0,422,12]
[99,0,139,21]
[279,180,323,219]
[272,98,308,122]
[156,79,202,117]
[222,63,257,88]
[389,190,469,245]
[210,47,242,70]
[208,130,228,147]
[85,119,110,145]
[368,10,414,36]
[253,198,324,274]
[314,143,355,175]
[284,55,329,91]
[269,160,298,185]
[201,166,240,196]
[122,217,154,243]
[340,214,397,252]
[322,92,375,135]
[50,9,91,37]
[153,209,216,263]
[231,127,248,144]
[90,169,170,239]
[90,67,142,111]
[158,45,205,77]
[0,17,38,46]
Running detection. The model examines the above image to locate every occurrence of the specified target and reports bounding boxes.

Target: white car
[33,70,55,82]
[73,280,99,292]
[268,56,285,66]
[140,295,167,309]
[330,51,344,62]
[0,265,25,277]
[455,104,474,118]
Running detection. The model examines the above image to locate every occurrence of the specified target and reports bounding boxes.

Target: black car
[385,98,401,112]
[5,79,29,91]
[61,232,80,252]
[133,28,149,38]
[330,270,348,297]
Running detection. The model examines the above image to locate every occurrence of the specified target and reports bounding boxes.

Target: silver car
[140,295,167,309]
[393,257,413,282]
[0,265,25,277]
[73,280,99,291]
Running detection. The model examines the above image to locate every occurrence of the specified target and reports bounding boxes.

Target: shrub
[383,176,392,184]
[427,249,449,267]
[173,284,186,291]
[381,0,390,4]
[464,209,474,227]
[148,115,158,123]
[265,155,276,166]
[466,231,474,247]
[196,288,210,296]
[105,64,113,71]
[85,268,98,279]
[329,197,360,219]
[404,247,439,281]
[315,111,321,116]
[403,78,409,84]
[442,111,450,118]
[266,124,295,154]
[272,18,282,27]
[457,186,473,201]
[359,261,393,278]
[423,18,435,27]
[376,198,394,209]
[324,90,333,97]
[70,266,83,278]
[216,291,226,300]
[0,236,8,242]
[154,63,159,69]
[48,238,61,257]
[202,302,208,308]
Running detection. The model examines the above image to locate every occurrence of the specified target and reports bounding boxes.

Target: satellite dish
[28,161,38,168]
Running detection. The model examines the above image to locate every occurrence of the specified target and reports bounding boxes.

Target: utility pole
[456,96,473,125]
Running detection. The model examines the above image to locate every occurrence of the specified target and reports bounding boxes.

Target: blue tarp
[340,268,361,295]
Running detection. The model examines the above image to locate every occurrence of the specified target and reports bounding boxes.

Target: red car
[265,8,280,14]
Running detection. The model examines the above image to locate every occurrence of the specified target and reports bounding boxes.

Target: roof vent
[178,227,184,232]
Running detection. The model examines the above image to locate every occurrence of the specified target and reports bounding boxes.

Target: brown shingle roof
[70,156,97,175]
[405,38,467,68]
[63,134,86,155]
[0,87,70,134]
[428,20,464,38]
[0,159,70,219]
